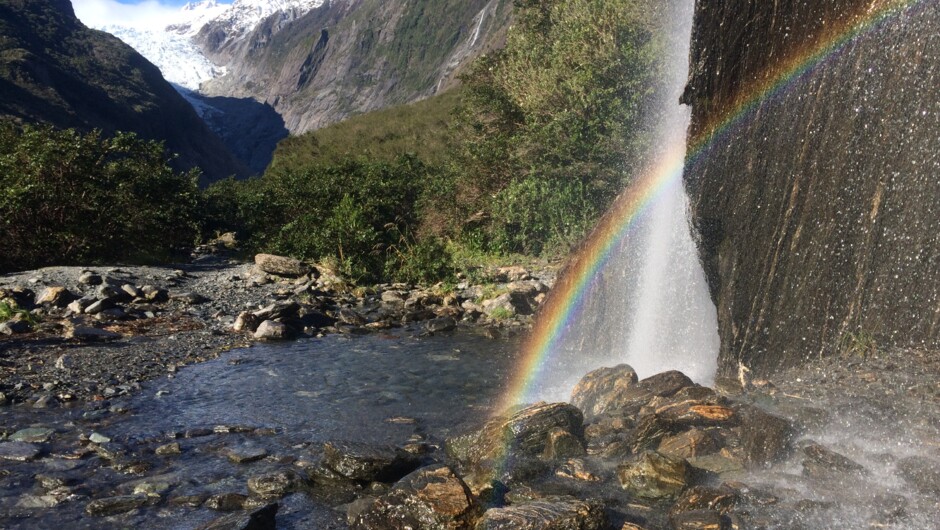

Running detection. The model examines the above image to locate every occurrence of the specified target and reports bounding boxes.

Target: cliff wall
[684,0,940,373]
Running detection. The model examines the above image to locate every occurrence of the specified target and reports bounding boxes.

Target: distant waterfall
[534,0,718,400]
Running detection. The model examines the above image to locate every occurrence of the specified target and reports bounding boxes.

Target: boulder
[896,456,940,495]
[426,317,457,333]
[736,405,793,466]
[353,465,478,530]
[542,428,586,460]
[35,286,74,307]
[658,429,722,460]
[617,451,693,500]
[253,301,300,321]
[0,318,31,335]
[78,271,103,285]
[322,441,421,483]
[65,325,121,342]
[205,493,248,512]
[800,442,867,477]
[197,503,278,530]
[447,402,584,469]
[247,469,302,499]
[0,441,42,462]
[255,253,310,277]
[253,320,290,340]
[234,311,261,333]
[475,496,607,530]
[670,486,738,517]
[570,364,639,421]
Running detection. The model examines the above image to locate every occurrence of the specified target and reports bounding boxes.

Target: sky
[71,0,232,30]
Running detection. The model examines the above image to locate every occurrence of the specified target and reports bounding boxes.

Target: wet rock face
[685,0,940,373]
[322,441,421,483]
[569,364,639,421]
[475,496,607,530]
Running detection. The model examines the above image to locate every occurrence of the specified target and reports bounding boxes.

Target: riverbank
[0,252,556,407]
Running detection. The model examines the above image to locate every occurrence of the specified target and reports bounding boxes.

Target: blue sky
[71,0,232,30]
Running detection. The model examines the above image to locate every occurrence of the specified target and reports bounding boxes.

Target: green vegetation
[3,0,671,285]
[0,122,200,272]
[838,329,879,358]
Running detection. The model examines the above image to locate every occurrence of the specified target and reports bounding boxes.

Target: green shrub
[0,122,200,272]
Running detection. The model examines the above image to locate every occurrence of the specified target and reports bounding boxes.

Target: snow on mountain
[82,0,324,91]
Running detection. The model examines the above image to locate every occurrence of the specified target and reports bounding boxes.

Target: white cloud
[71,0,184,31]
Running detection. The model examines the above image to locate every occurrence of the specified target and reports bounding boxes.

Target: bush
[0,122,200,272]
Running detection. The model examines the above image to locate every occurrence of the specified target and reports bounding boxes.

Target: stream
[0,330,521,529]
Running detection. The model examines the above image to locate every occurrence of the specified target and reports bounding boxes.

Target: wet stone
[476,496,608,530]
[0,441,42,462]
[247,469,301,499]
[670,486,738,517]
[618,451,693,500]
[570,364,639,421]
[542,427,586,460]
[352,465,478,530]
[425,317,457,333]
[205,492,249,512]
[198,502,279,530]
[658,428,721,460]
[736,405,793,466]
[668,510,729,530]
[85,494,150,516]
[895,456,940,495]
[10,427,54,443]
[800,442,867,477]
[253,320,290,340]
[155,442,182,456]
[322,441,420,483]
[226,446,269,464]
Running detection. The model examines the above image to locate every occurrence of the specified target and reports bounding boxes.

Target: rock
[155,442,182,456]
[247,469,301,499]
[79,271,103,285]
[121,284,143,299]
[171,292,209,305]
[617,451,693,500]
[84,298,116,315]
[338,308,368,326]
[555,459,600,482]
[447,402,584,469]
[65,325,121,342]
[736,406,793,466]
[97,285,122,300]
[66,297,94,314]
[205,493,249,512]
[800,442,867,477]
[570,364,639,421]
[197,503,278,530]
[89,432,111,444]
[0,441,42,461]
[896,456,940,495]
[668,510,729,530]
[381,290,406,303]
[234,311,261,333]
[253,320,290,340]
[253,301,300,321]
[35,286,74,307]
[353,465,478,530]
[426,317,457,333]
[493,266,532,282]
[226,446,269,464]
[542,428,586,460]
[85,495,149,516]
[0,319,31,335]
[482,292,533,317]
[670,486,738,517]
[141,285,169,303]
[322,441,421,483]
[10,427,54,443]
[255,253,310,277]
[658,429,721,460]
[475,496,607,529]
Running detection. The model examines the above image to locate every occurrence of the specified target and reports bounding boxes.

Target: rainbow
[497,0,925,412]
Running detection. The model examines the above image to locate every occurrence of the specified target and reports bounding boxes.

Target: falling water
[534,0,718,400]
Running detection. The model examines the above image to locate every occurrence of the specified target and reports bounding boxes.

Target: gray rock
[156,442,182,456]
[0,442,42,461]
[246,469,301,499]
[234,311,261,333]
[35,286,74,307]
[255,253,310,277]
[121,284,143,298]
[205,492,248,512]
[78,271,103,285]
[896,456,940,495]
[89,432,111,444]
[66,296,95,314]
[197,502,278,530]
[96,285,122,300]
[252,301,300,321]
[84,298,116,315]
[65,325,121,342]
[0,319,31,335]
[425,317,457,333]
[475,496,607,529]
[226,446,269,464]
[85,495,149,516]
[253,320,289,340]
[801,442,867,477]
[10,427,54,443]
[171,292,209,305]
[322,441,420,483]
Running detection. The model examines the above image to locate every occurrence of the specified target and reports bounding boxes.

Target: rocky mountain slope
[683,0,940,373]
[0,0,247,183]
[196,0,511,133]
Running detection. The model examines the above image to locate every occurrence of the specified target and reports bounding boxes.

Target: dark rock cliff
[197,0,511,133]
[0,0,248,183]
[684,0,940,373]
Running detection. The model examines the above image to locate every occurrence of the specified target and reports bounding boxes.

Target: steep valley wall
[683,0,940,373]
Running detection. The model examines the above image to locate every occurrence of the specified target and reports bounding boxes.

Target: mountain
[0,0,248,183]
[196,0,511,133]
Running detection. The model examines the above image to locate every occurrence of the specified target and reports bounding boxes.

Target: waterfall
[534,0,719,400]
